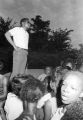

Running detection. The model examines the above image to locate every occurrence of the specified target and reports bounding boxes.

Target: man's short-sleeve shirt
[9,27,29,49]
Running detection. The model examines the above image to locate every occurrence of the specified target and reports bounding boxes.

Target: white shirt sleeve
[38,74,47,81]
[4,93,23,120]
[9,27,18,36]
[37,93,51,108]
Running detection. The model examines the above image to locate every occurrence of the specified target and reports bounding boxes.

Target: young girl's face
[61,75,83,104]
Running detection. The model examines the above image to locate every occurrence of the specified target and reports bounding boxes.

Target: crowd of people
[0,17,82,120]
[0,58,83,120]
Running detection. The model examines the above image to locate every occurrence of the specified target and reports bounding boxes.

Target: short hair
[45,66,53,70]
[10,78,22,96]
[20,75,45,102]
[63,70,83,86]
[53,66,62,75]
[62,58,76,70]
[20,18,29,26]
[11,74,33,83]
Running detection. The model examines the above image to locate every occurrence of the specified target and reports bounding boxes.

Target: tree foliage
[42,28,73,53]
[0,17,16,48]
[28,15,73,53]
[30,15,50,33]
[28,15,51,51]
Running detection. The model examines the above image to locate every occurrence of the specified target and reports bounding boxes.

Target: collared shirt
[4,93,23,120]
[9,27,29,49]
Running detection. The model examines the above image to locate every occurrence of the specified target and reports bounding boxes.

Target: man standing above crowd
[5,18,29,79]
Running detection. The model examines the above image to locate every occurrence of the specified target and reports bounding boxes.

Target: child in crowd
[37,76,57,120]
[38,66,53,82]
[51,71,83,120]
[4,77,23,120]
[53,66,62,88]
[15,75,45,120]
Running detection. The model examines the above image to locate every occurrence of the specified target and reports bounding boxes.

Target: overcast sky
[0,0,83,48]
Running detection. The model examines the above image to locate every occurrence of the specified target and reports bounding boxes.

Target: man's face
[22,21,29,30]
[61,75,83,104]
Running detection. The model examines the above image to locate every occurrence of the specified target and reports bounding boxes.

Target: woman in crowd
[4,77,23,120]
[37,75,57,120]
[38,66,53,82]
[15,75,45,120]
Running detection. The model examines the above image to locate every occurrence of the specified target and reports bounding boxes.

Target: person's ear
[79,92,83,98]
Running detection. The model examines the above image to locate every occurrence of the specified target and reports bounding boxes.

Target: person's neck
[63,98,82,109]
[21,26,27,31]
[27,102,36,116]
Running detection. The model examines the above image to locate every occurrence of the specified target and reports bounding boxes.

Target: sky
[0,0,83,48]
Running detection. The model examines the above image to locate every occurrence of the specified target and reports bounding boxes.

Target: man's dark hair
[20,18,29,26]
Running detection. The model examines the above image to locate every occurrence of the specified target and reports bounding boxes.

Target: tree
[29,15,51,51]
[28,15,74,53]
[0,17,16,48]
[76,44,83,69]
[43,28,73,53]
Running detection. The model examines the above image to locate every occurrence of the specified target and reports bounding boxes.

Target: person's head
[61,71,83,105]
[53,66,62,82]
[20,75,45,103]
[44,66,52,76]
[20,18,29,30]
[10,78,22,96]
[43,75,57,95]
[13,74,33,84]
[20,76,45,113]
[62,58,76,71]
